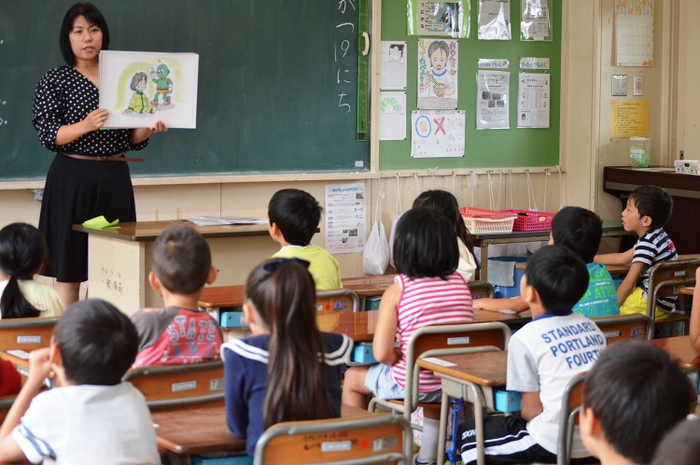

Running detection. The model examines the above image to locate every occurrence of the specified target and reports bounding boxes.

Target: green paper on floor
[82,215,120,230]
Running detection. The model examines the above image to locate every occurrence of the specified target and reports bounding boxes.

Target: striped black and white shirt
[633,227,678,311]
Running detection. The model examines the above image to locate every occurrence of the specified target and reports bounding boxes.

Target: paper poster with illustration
[418,39,458,109]
[411,110,465,158]
[99,51,199,129]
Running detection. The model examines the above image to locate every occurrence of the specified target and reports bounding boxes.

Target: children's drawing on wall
[418,39,458,110]
[99,51,199,129]
[411,109,465,158]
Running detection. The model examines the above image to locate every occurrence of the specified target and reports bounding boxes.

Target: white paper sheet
[517,73,550,128]
[325,183,367,254]
[521,0,551,41]
[381,41,408,90]
[476,70,510,130]
[418,39,459,109]
[615,0,655,66]
[411,110,465,158]
[478,0,511,40]
[380,92,407,140]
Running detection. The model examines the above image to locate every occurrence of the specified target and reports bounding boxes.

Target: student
[412,190,478,282]
[131,225,223,366]
[0,298,160,464]
[268,188,341,290]
[651,417,700,465]
[458,245,607,465]
[0,223,64,319]
[595,185,678,321]
[691,267,700,356]
[221,258,352,459]
[475,206,619,317]
[580,341,695,465]
[343,207,473,465]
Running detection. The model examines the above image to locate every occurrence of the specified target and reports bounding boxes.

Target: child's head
[130,71,147,91]
[427,40,449,72]
[651,418,700,465]
[393,207,458,279]
[626,185,673,231]
[522,245,589,315]
[54,298,139,385]
[268,189,322,246]
[243,258,335,427]
[151,225,212,295]
[550,206,602,263]
[581,341,694,464]
[0,223,48,318]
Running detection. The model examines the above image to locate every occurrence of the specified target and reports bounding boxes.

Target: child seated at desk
[458,245,607,465]
[475,207,619,317]
[580,341,695,465]
[221,258,352,459]
[652,417,700,465]
[0,299,160,464]
[689,266,700,356]
[131,225,223,366]
[0,223,64,319]
[343,207,473,465]
[595,185,678,322]
[268,188,342,291]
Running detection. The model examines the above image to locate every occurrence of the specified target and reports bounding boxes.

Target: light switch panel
[633,76,644,96]
[612,75,628,96]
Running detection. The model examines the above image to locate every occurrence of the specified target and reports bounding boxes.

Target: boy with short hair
[595,185,678,321]
[268,188,341,290]
[131,225,223,366]
[0,299,161,464]
[580,341,694,465]
[475,206,619,317]
[458,245,607,464]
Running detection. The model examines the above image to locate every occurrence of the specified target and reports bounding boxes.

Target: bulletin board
[379,0,561,170]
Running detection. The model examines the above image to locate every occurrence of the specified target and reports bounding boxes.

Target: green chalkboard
[379,0,561,170]
[0,0,369,181]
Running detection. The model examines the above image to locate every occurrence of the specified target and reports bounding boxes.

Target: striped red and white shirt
[390,273,473,391]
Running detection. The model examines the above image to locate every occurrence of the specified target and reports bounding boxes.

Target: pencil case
[493,389,522,413]
[350,342,377,364]
[219,310,249,328]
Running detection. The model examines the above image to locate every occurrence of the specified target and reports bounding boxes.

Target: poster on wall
[99,51,199,128]
[418,39,459,109]
[614,0,654,66]
[517,73,550,128]
[408,1,468,38]
[478,0,511,40]
[325,183,367,254]
[380,41,408,90]
[379,92,407,140]
[411,110,465,158]
[476,70,510,129]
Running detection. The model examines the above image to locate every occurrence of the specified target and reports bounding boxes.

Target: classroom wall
[0,0,694,281]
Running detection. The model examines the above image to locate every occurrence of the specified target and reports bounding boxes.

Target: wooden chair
[592,314,654,344]
[253,413,413,465]
[0,317,59,351]
[368,322,511,424]
[316,289,361,314]
[468,281,496,300]
[646,258,700,337]
[123,360,224,410]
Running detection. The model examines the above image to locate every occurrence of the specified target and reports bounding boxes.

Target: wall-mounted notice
[381,41,408,90]
[478,0,511,40]
[610,100,649,137]
[411,110,466,158]
[615,0,654,66]
[325,183,367,254]
[411,1,467,38]
[476,70,510,130]
[418,39,459,109]
[379,92,407,140]
[517,73,550,128]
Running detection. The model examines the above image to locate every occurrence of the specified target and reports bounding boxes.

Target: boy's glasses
[262,257,311,273]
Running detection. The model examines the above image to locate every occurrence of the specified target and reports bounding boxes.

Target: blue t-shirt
[573,263,620,318]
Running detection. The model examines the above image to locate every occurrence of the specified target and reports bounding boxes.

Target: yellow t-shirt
[271,245,342,291]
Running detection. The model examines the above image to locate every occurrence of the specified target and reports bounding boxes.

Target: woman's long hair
[0,223,45,319]
[245,259,336,428]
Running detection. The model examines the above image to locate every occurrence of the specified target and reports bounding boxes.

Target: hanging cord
[395,173,403,214]
[429,167,438,190]
[487,171,496,210]
[497,171,503,210]
[471,171,477,207]
[543,169,550,212]
[451,171,457,195]
[526,170,539,211]
[414,172,421,196]
[508,169,514,209]
[557,165,564,209]
[374,177,384,225]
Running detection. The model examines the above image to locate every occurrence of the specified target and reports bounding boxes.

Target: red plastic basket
[458,207,517,234]
[500,209,555,231]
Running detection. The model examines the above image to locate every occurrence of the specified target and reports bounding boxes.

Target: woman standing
[33,3,166,305]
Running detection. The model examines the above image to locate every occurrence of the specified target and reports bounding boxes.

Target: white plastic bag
[363,189,389,276]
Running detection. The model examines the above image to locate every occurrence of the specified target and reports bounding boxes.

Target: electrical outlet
[633,76,644,96]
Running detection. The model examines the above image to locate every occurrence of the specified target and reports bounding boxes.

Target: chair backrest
[316,289,360,314]
[468,280,495,299]
[0,317,59,351]
[645,258,700,319]
[253,414,413,465]
[123,360,224,410]
[557,372,587,465]
[592,314,654,343]
[404,322,511,412]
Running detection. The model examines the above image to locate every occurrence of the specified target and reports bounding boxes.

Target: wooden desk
[417,351,507,465]
[73,221,277,314]
[153,403,373,464]
[681,286,694,296]
[648,336,700,390]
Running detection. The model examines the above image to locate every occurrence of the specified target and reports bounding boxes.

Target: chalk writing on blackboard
[0,99,7,127]
[335,1,357,114]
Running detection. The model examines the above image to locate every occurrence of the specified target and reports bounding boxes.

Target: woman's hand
[131,120,167,144]
[55,108,109,146]
[81,108,109,132]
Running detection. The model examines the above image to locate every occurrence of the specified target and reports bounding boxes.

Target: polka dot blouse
[32,66,148,156]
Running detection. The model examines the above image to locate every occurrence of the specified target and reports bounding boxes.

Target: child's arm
[519,391,543,421]
[473,296,528,313]
[372,282,402,366]
[0,348,52,462]
[690,268,700,356]
[594,247,634,266]
[616,262,645,306]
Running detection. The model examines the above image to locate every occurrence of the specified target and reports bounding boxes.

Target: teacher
[32,3,166,306]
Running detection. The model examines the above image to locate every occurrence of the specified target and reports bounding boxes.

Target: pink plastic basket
[458,207,517,234]
[500,209,555,231]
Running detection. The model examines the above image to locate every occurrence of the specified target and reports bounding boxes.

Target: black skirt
[38,153,136,282]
